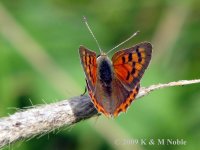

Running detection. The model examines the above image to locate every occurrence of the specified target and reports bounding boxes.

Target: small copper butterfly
[79,17,152,117]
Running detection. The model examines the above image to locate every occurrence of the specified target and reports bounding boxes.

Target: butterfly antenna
[106,31,140,55]
[83,16,102,53]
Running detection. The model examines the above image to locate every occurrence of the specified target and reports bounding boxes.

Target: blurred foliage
[0,0,200,150]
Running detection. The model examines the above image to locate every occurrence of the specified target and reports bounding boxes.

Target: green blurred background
[0,0,200,150]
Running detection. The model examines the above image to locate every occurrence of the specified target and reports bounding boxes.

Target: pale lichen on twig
[0,79,199,149]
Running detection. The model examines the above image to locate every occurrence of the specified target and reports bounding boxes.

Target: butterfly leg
[81,86,87,96]
[81,79,88,96]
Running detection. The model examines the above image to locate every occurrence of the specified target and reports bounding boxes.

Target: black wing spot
[124,104,129,110]
[135,47,142,63]
[133,93,136,98]
[88,65,93,80]
[131,62,136,74]
[122,56,126,63]
[131,68,136,75]
[135,46,139,53]
[89,56,92,64]
[126,72,130,80]
[84,55,87,65]
[128,53,132,62]
[117,108,122,114]
[136,85,140,92]
[138,57,142,63]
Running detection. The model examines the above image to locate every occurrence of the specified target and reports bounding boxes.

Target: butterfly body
[97,55,113,88]
[96,55,119,114]
[79,42,152,117]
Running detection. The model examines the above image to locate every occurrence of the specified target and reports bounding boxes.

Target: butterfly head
[97,52,111,64]
[97,51,107,57]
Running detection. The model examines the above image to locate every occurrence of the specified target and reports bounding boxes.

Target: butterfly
[79,42,152,117]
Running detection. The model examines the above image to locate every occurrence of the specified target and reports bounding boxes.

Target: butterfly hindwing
[91,75,140,117]
[79,46,97,92]
[112,42,152,90]
[113,82,140,117]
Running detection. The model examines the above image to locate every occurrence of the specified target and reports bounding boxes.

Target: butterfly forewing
[112,42,152,90]
[79,46,97,91]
